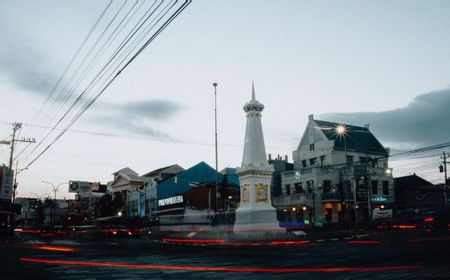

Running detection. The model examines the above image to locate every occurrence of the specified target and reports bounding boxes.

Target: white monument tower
[233,82,284,232]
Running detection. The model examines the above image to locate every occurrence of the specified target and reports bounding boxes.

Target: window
[371,180,378,195]
[294,182,303,193]
[382,181,389,195]
[309,158,317,166]
[371,158,378,168]
[309,144,315,151]
[359,157,367,165]
[323,180,332,193]
[285,184,291,195]
[320,155,326,166]
[346,155,353,165]
[302,160,307,168]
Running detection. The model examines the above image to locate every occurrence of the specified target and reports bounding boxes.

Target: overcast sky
[1,0,450,199]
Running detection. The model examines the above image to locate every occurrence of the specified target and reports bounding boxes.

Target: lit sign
[373,209,392,219]
[158,195,183,207]
[371,196,387,202]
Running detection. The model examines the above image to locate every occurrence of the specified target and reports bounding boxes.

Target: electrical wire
[22,0,191,170]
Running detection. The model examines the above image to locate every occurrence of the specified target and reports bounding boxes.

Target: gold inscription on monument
[255,184,268,202]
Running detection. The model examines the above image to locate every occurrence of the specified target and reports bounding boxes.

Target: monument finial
[252,80,255,101]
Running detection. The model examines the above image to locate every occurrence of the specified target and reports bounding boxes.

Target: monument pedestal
[233,206,282,232]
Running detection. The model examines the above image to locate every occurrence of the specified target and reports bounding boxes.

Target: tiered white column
[233,83,284,232]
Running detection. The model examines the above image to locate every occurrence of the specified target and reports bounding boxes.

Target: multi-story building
[278,114,394,226]
[109,167,156,218]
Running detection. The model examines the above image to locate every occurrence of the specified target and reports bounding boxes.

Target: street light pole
[213,82,219,213]
[41,181,67,226]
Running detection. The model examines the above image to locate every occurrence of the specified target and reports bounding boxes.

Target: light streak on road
[20,257,424,273]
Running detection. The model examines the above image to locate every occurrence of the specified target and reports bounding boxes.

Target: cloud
[319,88,450,148]
[89,99,183,140]
[0,26,58,95]
[122,100,183,120]
[91,115,174,142]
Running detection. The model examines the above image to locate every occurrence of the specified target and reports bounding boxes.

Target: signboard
[373,209,393,219]
[0,166,13,201]
[371,195,388,203]
[69,181,93,193]
[158,195,183,207]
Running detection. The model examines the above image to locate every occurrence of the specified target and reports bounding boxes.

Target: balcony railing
[272,193,313,207]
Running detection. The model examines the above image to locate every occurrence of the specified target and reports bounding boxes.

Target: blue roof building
[157,161,239,199]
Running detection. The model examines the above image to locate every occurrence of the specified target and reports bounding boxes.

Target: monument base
[233,206,285,233]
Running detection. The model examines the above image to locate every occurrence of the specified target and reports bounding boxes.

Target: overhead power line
[22,0,192,170]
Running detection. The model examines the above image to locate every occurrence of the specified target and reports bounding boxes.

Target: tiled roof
[394,174,434,190]
[142,164,183,177]
[315,119,388,155]
[157,162,239,199]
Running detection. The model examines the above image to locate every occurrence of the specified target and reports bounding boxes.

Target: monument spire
[252,80,255,101]
[241,82,270,172]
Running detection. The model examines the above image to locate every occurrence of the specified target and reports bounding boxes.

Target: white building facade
[278,114,394,226]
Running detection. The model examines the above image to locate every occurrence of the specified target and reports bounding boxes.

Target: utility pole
[440,152,449,208]
[7,123,35,203]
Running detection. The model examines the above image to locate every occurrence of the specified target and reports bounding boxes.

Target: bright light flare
[335,124,346,135]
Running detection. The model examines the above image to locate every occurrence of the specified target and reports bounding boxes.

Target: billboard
[69,181,106,193]
[69,181,92,193]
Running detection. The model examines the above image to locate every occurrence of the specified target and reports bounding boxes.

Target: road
[1,231,450,279]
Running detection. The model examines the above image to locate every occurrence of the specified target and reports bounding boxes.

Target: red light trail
[20,257,423,273]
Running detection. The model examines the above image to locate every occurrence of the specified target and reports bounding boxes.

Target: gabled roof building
[278,114,393,227]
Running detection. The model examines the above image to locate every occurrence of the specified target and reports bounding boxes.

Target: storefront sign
[0,166,13,201]
[373,209,393,219]
[371,195,388,202]
[158,195,183,207]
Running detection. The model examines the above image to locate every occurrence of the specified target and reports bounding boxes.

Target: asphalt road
[1,231,450,279]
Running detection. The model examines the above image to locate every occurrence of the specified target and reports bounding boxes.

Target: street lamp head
[213,82,218,87]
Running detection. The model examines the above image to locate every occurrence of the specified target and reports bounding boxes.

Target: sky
[1,0,450,199]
